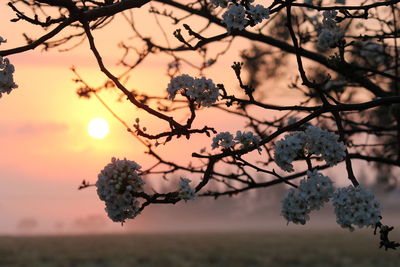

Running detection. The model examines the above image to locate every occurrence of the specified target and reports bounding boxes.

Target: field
[0,230,399,267]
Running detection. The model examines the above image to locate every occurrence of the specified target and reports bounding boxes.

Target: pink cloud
[0,121,68,136]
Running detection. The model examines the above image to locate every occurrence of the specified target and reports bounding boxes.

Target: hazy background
[0,2,399,236]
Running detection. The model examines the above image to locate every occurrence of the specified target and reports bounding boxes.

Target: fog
[3,184,399,236]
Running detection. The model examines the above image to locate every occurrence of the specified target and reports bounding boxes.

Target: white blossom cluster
[281,170,334,224]
[211,0,230,8]
[212,1,269,32]
[212,130,261,152]
[212,131,235,149]
[274,131,307,172]
[281,188,310,225]
[317,10,343,50]
[0,37,18,98]
[167,74,194,99]
[282,173,382,230]
[167,74,219,107]
[298,170,335,210]
[332,185,381,231]
[360,42,386,66]
[178,177,197,201]
[234,130,261,152]
[304,125,346,166]
[96,157,145,222]
[248,4,270,24]
[274,125,346,172]
[187,77,219,107]
[222,4,248,32]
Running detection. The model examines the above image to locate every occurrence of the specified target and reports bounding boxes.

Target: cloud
[0,121,68,136]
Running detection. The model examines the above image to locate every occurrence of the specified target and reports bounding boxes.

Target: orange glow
[0,2,306,235]
[88,118,109,139]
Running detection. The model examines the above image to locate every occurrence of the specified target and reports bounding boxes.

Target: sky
[0,3,169,234]
[1,1,399,235]
[0,2,266,234]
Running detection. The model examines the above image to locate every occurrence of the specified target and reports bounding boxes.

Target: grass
[0,230,399,267]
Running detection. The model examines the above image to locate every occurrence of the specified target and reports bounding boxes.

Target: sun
[88,118,109,139]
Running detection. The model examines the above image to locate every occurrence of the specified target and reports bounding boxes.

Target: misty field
[0,230,399,267]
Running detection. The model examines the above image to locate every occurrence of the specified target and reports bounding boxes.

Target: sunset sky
[0,2,259,234]
[0,3,165,233]
[1,1,396,235]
